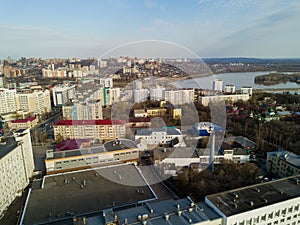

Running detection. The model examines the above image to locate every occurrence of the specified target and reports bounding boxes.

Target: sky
[1,0,300,59]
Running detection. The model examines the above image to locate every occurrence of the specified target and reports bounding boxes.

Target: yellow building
[54,119,126,141]
[8,117,38,130]
[45,139,139,174]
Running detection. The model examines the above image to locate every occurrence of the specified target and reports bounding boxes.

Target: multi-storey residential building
[45,139,139,174]
[206,174,300,225]
[0,74,5,88]
[110,87,121,104]
[54,119,126,141]
[224,85,236,94]
[199,94,250,106]
[212,79,223,92]
[52,84,76,106]
[99,77,113,88]
[241,86,253,96]
[62,100,103,120]
[164,89,194,106]
[16,89,51,114]
[0,88,17,114]
[150,87,165,101]
[42,68,67,78]
[267,150,300,177]
[0,129,34,217]
[133,89,149,103]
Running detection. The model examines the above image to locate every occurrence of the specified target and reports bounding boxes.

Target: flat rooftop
[49,139,138,159]
[84,198,221,225]
[206,174,300,217]
[22,164,156,225]
[0,137,17,159]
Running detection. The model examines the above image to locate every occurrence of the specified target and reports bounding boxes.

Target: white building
[133,89,149,103]
[133,80,143,90]
[63,100,103,120]
[0,74,5,88]
[16,89,51,115]
[110,87,121,104]
[99,77,113,88]
[52,84,76,106]
[0,129,34,217]
[241,86,253,96]
[150,87,165,101]
[160,148,250,168]
[212,79,223,92]
[206,174,300,225]
[224,85,236,94]
[199,94,250,106]
[164,89,194,106]
[135,127,186,150]
[0,88,17,114]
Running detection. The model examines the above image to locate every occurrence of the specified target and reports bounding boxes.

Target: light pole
[209,126,215,172]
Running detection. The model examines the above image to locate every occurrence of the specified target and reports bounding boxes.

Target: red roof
[54,119,126,126]
[56,139,91,151]
[129,117,151,122]
[11,117,37,123]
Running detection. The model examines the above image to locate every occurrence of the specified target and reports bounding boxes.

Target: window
[261,214,266,221]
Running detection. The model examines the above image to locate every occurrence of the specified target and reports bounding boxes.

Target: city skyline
[1,0,300,59]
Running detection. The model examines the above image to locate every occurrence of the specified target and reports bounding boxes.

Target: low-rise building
[127,117,151,128]
[267,150,300,177]
[54,119,126,141]
[8,117,38,130]
[45,139,139,174]
[135,127,186,150]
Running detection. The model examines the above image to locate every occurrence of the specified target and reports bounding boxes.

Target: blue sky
[1,0,300,59]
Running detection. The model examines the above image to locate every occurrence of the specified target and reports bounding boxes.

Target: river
[174,71,300,90]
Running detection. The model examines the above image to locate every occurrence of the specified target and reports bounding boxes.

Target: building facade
[8,117,38,130]
[62,100,103,120]
[0,88,17,114]
[199,94,250,106]
[212,79,223,92]
[164,89,194,106]
[135,127,186,150]
[54,119,126,141]
[45,139,139,174]
[205,175,300,225]
[0,129,34,217]
[267,150,300,177]
[52,84,76,106]
[16,89,51,115]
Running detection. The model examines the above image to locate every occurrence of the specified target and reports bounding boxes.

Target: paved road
[139,165,179,201]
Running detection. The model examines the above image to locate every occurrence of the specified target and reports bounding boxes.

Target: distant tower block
[133,80,143,90]
[224,85,236,94]
[212,79,223,92]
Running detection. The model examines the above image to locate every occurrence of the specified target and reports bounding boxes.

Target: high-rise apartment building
[16,89,51,115]
[0,88,17,114]
[62,100,103,120]
[212,79,223,92]
[164,89,194,106]
[52,84,76,106]
[0,129,34,217]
